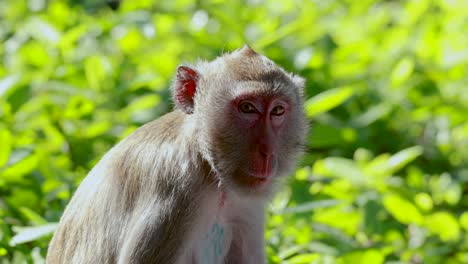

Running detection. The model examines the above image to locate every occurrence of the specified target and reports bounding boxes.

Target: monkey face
[199,80,307,198]
[173,46,307,198]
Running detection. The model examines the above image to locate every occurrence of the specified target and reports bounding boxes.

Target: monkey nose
[259,143,273,157]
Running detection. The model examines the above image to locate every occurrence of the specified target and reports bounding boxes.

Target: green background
[0,0,467,263]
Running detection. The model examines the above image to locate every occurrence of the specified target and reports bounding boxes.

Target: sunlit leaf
[285,253,320,264]
[305,86,354,118]
[0,75,21,98]
[352,104,392,126]
[313,157,367,185]
[118,28,143,53]
[84,56,108,91]
[313,206,361,235]
[391,57,414,87]
[383,194,423,225]
[425,212,460,242]
[339,249,384,264]
[460,212,468,231]
[25,17,61,45]
[80,121,112,138]
[387,146,423,173]
[414,193,433,212]
[2,149,38,181]
[0,128,12,167]
[10,223,58,246]
[18,207,47,225]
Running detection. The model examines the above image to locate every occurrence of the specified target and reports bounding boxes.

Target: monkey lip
[247,169,273,179]
[244,174,270,188]
[248,155,275,179]
[245,166,274,189]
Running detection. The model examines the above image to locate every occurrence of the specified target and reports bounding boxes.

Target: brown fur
[47,46,307,264]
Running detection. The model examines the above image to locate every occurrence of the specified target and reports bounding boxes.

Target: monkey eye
[271,105,285,116]
[239,102,258,114]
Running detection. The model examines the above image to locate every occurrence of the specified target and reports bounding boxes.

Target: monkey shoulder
[106,110,209,197]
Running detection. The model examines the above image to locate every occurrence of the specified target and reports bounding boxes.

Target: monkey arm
[117,192,201,264]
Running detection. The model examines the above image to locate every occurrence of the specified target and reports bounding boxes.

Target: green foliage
[1,0,467,263]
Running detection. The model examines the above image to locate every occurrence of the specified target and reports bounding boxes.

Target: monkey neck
[218,190,227,209]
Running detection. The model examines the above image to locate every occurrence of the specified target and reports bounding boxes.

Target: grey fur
[47,46,307,264]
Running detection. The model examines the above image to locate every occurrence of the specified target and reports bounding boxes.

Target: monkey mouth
[242,162,275,189]
[248,156,275,179]
[247,177,269,187]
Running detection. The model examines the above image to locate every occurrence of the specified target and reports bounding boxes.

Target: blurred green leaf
[18,207,47,226]
[305,86,354,118]
[460,212,468,231]
[387,146,423,174]
[0,128,12,167]
[280,199,340,214]
[339,249,384,264]
[25,17,61,45]
[313,157,367,185]
[285,253,320,264]
[391,57,414,87]
[414,192,433,212]
[0,75,21,98]
[425,212,460,242]
[84,56,108,91]
[383,194,423,225]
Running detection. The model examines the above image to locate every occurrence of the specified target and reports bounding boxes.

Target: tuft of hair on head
[239,44,258,57]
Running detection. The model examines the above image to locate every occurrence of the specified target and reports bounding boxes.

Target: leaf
[285,253,321,264]
[0,128,12,167]
[25,17,61,45]
[10,223,58,246]
[2,149,38,182]
[387,146,423,173]
[340,249,384,264]
[313,206,361,236]
[460,212,468,231]
[18,207,47,225]
[305,86,354,118]
[84,56,108,91]
[0,75,21,98]
[352,103,392,126]
[414,193,433,212]
[5,148,33,167]
[383,194,423,225]
[80,121,112,138]
[313,157,367,185]
[425,212,460,241]
[391,57,414,87]
[281,199,340,214]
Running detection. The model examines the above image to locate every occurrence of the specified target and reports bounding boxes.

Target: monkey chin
[233,168,277,196]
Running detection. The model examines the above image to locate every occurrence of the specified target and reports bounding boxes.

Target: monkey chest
[197,217,232,263]
[177,216,232,264]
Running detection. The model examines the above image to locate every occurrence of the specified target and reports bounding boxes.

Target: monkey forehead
[230,80,297,100]
[224,53,286,81]
[196,48,290,81]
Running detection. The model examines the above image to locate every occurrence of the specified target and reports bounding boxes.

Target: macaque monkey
[47,45,307,264]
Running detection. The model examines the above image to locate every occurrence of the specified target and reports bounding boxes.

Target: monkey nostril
[258,144,271,157]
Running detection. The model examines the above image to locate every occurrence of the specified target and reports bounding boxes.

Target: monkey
[46,45,307,264]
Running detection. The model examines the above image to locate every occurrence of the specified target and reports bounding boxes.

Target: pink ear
[172,66,199,114]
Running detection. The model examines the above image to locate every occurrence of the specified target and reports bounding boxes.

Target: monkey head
[172,45,307,198]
